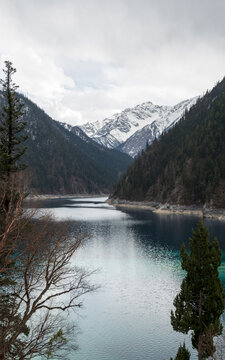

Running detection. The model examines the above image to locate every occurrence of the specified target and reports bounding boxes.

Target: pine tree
[171,219,225,360]
[0,61,27,181]
[0,61,96,359]
[0,61,29,358]
[0,61,28,221]
[170,343,190,360]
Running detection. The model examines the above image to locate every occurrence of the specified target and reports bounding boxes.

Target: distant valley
[0,93,132,194]
[1,78,223,205]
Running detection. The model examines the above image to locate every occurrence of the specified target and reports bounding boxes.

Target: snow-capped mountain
[118,98,198,157]
[80,97,198,157]
[59,122,94,144]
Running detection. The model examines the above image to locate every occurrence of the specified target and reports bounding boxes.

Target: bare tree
[0,180,97,359]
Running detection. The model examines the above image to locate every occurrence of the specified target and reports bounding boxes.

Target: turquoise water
[37,197,225,360]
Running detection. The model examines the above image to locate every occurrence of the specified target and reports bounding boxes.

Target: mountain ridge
[0,92,132,194]
[78,97,197,157]
[111,77,225,208]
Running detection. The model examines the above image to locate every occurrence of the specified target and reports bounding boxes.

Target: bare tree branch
[0,179,98,359]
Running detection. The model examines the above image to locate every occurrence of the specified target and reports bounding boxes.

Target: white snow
[80,97,198,151]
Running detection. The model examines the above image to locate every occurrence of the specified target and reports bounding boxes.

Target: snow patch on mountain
[79,97,198,157]
[59,122,94,144]
[119,98,198,157]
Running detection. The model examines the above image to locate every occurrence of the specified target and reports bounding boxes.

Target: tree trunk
[198,290,203,360]
[198,341,202,360]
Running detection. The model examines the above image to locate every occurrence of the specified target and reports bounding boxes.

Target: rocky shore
[108,199,225,221]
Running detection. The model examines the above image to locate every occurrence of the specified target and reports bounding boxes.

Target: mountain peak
[79,97,198,157]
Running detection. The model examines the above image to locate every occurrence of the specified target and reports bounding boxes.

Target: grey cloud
[0,0,224,125]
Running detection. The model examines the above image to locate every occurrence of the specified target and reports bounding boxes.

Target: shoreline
[26,194,109,200]
[108,199,225,221]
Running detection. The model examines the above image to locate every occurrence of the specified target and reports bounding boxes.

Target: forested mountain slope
[111,78,225,208]
[0,93,132,194]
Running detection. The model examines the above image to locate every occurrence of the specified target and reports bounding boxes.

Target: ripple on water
[35,197,225,360]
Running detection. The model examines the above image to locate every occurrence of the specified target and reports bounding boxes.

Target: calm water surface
[36,197,225,360]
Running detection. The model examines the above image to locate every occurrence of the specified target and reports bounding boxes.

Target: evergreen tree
[171,219,225,360]
[0,61,27,181]
[0,61,96,359]
[170,343,190,360]
[112,77,225,207]
[0,61,29,358]
[0,61,28,221]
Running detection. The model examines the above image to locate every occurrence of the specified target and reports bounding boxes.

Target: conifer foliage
[170,343,190,360]
[0,61,27,180]
[0,90,132,194]
[171,220,225,360]
[0,62,96,359]
[112,77,225,207]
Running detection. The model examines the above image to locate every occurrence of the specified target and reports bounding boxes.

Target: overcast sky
[0,0,225,126]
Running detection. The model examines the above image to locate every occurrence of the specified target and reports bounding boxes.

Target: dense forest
[0,92,132,194]
[112,78,225,208]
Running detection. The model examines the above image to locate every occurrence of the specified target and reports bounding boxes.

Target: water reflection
[33,197,225,360]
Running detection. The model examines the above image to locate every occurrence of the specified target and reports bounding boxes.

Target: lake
[36,196,225,360]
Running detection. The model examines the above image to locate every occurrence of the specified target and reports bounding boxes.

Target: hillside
[111,78,225,208]
[79,98,197,157]
[0,93,132,194]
